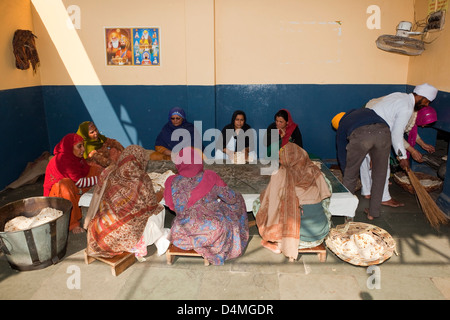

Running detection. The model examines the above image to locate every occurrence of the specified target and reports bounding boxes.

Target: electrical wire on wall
[412,0,446,44]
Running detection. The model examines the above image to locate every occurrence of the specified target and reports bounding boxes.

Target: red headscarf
[164,147,227,210]
[279,109,298,148]
[43,133,90,196]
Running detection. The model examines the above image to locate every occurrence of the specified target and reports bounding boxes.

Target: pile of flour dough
[4,207,63,232]
[395,173,442,188]
[147,170,175,192]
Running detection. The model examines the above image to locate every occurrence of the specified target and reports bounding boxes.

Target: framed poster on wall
[105,27,160,66]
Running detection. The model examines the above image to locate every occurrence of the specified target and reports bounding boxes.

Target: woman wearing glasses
[150,107,197,160]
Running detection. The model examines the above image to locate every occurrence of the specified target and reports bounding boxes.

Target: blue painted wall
[42,83,407,160]
[41,85,216,151]
[215,84,407,159]
[0,86,49,190]
[2,83,449,190]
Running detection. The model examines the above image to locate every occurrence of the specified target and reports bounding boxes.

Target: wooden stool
[298,243,327,262]
[84,250,136,276]
[166,244,210,266]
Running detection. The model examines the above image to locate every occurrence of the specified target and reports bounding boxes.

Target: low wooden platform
[166,244,210,266]
[84,250,136,276]
[298,243,327,262]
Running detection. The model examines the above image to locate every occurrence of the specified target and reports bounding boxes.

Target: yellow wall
[215,0,414,85]
[31,0,214,86]
[408,0,450,91]
[27,0,416,87]
[0,0,41,90]
[4,0,449,89]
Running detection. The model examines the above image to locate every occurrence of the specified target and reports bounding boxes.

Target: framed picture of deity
[132,28,160,66]
[105,27,160,66]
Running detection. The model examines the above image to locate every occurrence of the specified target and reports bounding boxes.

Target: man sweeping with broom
[360,83,438,207]
[360,83,448,228]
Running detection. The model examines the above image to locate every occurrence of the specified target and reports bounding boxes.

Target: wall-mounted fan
[376,21,425,56]
[376,10,445,56]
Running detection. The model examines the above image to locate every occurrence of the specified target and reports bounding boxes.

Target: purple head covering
[155,107,196,150]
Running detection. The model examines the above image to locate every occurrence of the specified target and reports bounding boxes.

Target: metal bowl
[0,197,72,271]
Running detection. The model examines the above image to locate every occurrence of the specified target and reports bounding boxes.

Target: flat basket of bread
[325,222,396,266]
[393,171,442,195]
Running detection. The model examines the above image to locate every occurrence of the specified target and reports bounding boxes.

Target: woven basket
[325,222,396,266]
[393,171,443,195]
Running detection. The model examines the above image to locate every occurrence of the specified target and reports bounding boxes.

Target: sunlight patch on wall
[31,0,134,146]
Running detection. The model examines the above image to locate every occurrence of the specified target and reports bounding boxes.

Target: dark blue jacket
[336,108,389,173]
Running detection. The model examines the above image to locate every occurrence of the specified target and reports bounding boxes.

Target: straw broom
[406,168,449,229]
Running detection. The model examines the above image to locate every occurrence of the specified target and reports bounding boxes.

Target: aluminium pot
[0,197,72,271]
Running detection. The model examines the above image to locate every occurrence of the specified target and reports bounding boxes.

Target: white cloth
[142,208,170,256]
[247,192,357,218]
[215,136,257,162]
[360,154,391,202]
[366,92,415,159]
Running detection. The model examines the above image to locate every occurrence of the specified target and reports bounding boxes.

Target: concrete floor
[0,174,449,301]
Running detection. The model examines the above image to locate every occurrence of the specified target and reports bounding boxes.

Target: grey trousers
[343,123,391,218]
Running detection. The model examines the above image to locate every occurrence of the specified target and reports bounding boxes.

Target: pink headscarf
[407,106,437,158]
[164,147,227,210]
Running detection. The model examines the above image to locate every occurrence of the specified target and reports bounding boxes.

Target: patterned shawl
[255,142,331,259]
[86,145,163,257]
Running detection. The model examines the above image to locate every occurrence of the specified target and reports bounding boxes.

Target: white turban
[413,83,438,102]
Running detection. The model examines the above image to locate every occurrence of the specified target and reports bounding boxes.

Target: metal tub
[0,197,72,271]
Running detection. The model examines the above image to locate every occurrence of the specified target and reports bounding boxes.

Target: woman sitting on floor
[215,110,257,163]
[43,133,100,234]
[164,146,249,265]
[150,107,197,161]
[85,145,170,260]
[265,108,303,157]
[76,121,124,169]
[254,142,332,261]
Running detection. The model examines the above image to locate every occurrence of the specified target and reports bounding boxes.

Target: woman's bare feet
[261,240,281,254]
[72,226,86,234]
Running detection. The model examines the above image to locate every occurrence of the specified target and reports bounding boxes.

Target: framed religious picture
[132,28,160,66]
[105,27,160,66]
[105,28,133,66]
